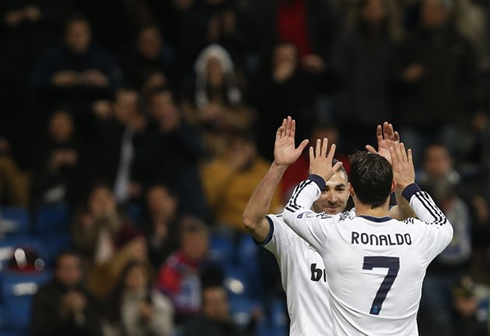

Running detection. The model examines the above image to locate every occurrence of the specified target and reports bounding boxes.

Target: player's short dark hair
[349,151,393,208]
[332,158,348,177]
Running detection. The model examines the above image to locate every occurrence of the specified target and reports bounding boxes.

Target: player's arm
[391,142,454,257]
[282,138,343,251]
[366,122,417,220]
[242,117,308,243]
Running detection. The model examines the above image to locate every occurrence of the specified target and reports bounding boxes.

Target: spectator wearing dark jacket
[31,251,103,336]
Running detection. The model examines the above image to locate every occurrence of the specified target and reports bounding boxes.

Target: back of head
[349,151,393,208]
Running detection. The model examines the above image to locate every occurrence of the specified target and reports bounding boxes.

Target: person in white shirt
[242,117,413,335]
[282,139,454,335]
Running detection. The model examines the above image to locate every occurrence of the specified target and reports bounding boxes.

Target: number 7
[362,256,400,315]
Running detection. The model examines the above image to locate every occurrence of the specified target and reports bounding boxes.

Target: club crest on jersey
[297,211,314,219]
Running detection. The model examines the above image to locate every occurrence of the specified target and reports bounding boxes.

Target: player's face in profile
[312,171,349,215]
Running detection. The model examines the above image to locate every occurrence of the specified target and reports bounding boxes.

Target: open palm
[274,117,309,166]
[366,122,400,164]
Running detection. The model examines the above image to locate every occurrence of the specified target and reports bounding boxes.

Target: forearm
[243,162,287,229]
[402,183,449,226]
[391,188,417,220]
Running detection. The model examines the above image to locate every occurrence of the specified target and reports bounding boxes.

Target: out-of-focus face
[423,145,452,178]
[206,56,224,86]
[125,265,148,292]
[202,287,229,322]
[151,91,178,121]
[49,112,74,143]
[273,43,298,67]
[182,231,209,261]
[88,186,116,216]
[55,255,82,287]
[313,171,349,214]
[65,20,91,54]
[147,185,178,219]
[114,90,139,123]
[421,0,450,29]
[454,296,478,318]
[137,27,162,60]
[361,0,387,25]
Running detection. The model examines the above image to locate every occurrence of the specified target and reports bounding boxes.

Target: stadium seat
[0,271,52,333]
[229,297,261,328]
[35,204,71,235]
[0,237,48,271]
[41,233,72,267]
[209,233,235,267]
[0,207,30,237]
[224,266,250,298]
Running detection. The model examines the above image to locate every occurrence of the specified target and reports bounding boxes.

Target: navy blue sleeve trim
[253,216,274,246]
[402,183,422,201]
[308,174,326,191]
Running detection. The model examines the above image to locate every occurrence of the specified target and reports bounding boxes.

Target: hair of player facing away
[348,151,393,208]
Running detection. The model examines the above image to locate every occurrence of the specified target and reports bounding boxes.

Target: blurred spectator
[31,250,103,336]
[334,0,401,153]
[0,137,30,206]
[183,285,251,336]
[90,89,146,204]
[251,42,339,161]
[280,122,350,203]
[253,0,338,69]
[144,184,181,269]
[393,0,479,163]
[71,184,148,299]
[31,111,87,207]
[158,217,222,325]
[133,87,207,218]
[104,260,174,336]
[31,14,123,117]
[451,275,488,336]
[121,24,175,90]
[201,131,282,233]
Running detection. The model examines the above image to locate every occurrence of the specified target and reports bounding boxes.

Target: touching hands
[366,121,400,164]
[309,138,343,183]
[274,116,309,167]
[390,142,415,190]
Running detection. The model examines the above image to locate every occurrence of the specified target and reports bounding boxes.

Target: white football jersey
[283,180,454,336]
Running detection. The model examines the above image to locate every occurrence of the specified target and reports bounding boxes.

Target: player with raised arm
[243,117,414,335]
[282,140,454,335]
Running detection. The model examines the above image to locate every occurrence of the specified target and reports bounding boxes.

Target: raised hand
[390,142,415,190]
[274,116,309,166]
[309,138,343,182]
[366,121,400,164]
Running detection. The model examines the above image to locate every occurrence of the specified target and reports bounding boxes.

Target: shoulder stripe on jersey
[420,192,446,224]
[288,180,312,212]
[415,192,446,226]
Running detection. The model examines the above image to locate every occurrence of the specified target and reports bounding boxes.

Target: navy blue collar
[359,215,392,222]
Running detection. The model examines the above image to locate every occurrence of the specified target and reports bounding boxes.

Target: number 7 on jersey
[362,256,400,315]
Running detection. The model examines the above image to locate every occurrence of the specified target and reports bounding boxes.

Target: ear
[390,179,397,194]
[348,182,355,197]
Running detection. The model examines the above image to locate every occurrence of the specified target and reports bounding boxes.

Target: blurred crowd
[0,0,490,335]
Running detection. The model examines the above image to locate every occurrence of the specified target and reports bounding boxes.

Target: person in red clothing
[280,121,350,203]
[157,216,222,325]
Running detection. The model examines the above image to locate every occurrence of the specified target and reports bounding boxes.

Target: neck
[354,198,390,218]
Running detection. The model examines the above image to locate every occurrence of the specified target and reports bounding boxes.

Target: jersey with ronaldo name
[283,181,454,336]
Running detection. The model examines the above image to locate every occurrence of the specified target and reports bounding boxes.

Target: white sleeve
[256,214,295,258]
[402,183,454,261]
[282,177,333,255]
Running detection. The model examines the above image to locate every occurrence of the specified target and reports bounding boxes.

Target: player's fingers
[407,148,413,167]
[376,125,382,142]
[383,121,389,140]
[400,143,408,162]
[315,139,321,158]
[285,116,292,137]
[328,143,337,161]
[332,160,343,173]
[365,145,377,154]
[291,119,296,139]
[393,142,403,163]
[322,138,328,158]
[309,145,314,162]
[298,139,309,152]
[394,131,400,143]
[388,123,394,141]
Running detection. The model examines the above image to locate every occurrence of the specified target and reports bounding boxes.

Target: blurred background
[0,0,489,335]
